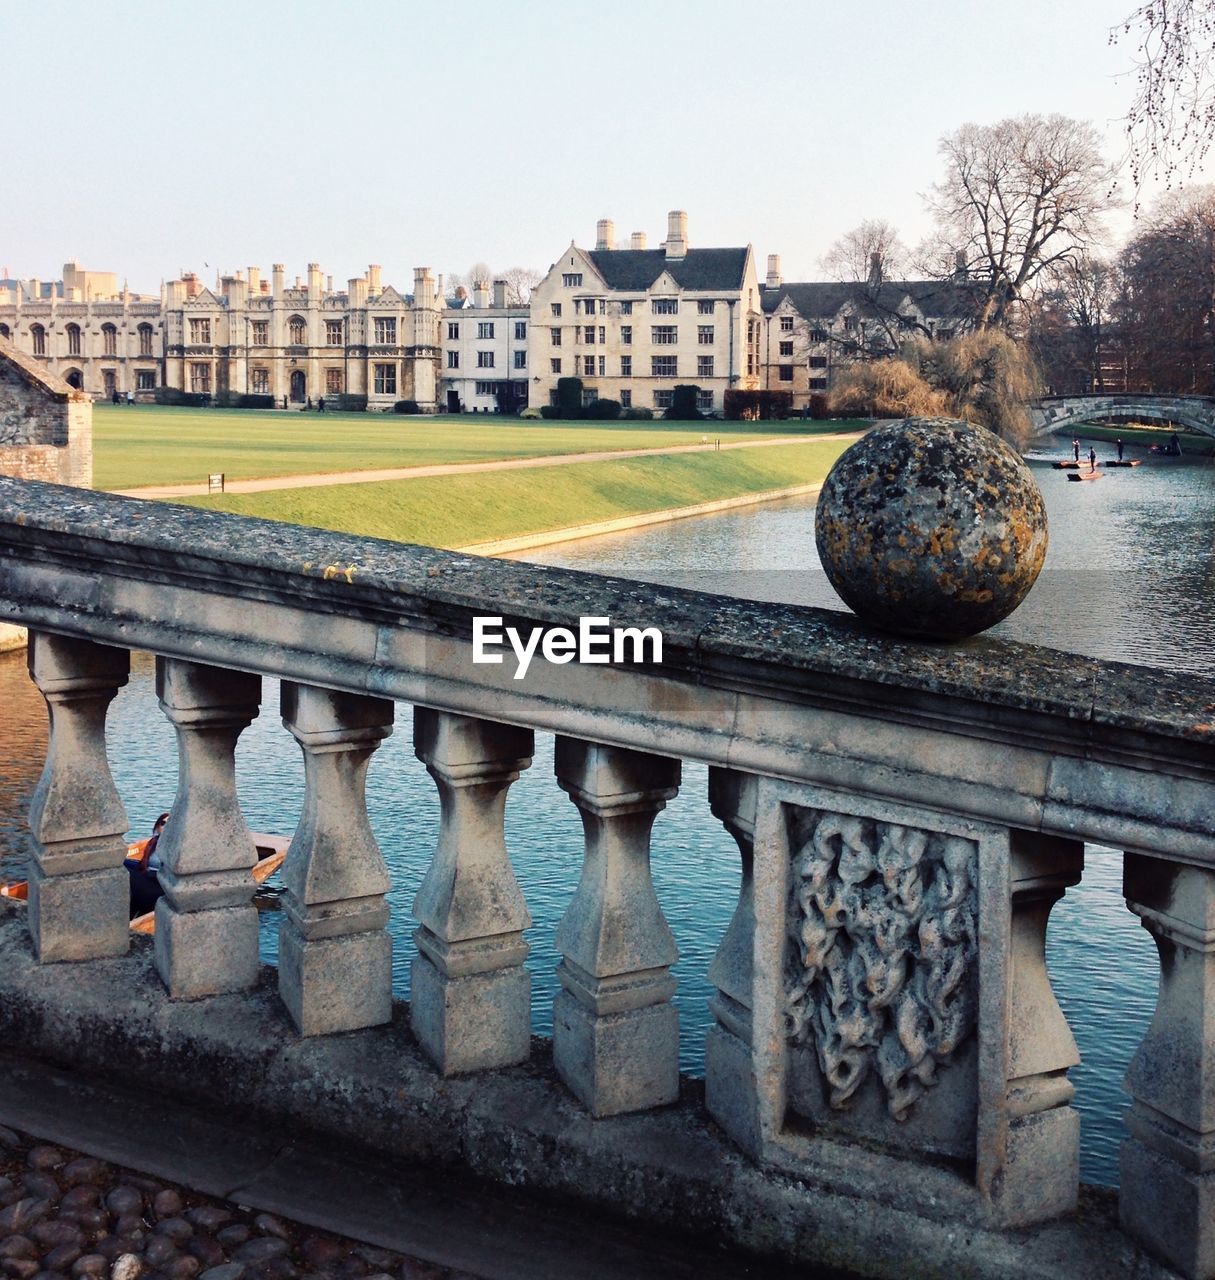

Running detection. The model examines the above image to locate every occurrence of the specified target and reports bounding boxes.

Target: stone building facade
[0,263,163,401]
[760,253,980,410]
[164,263,442,411]
[441,280,530,412]
[527,212,762,415]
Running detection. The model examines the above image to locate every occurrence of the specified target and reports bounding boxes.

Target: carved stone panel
[785,808,979,1124]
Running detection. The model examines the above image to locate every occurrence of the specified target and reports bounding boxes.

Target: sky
[5,0,1205,295]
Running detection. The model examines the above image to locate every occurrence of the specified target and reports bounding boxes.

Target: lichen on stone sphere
[814,417,1048,640]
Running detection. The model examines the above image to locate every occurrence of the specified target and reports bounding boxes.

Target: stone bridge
[0,478,1212,1279]
[1029,393,1215,439]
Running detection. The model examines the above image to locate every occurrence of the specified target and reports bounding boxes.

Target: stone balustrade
[0,475,1213,1278]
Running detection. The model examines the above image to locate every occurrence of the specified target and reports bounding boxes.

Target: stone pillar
[995,832,1083,1225]
[1121,853,1215,1279]
[153,657,261,999]
[553,738,681,1117]
[411,708,534,1075]
[279,683,394,1036]
[25,632,130,963]
[705,767,761,1154]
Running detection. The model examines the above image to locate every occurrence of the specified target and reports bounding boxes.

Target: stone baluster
[279,683,394,1036]
[553,737,681,1117]
[705,767,761,1154]
[412,708,534,1075]
[994,832,1083,1225]
[153,657,261,999]
[25,632,130,963]
[1121,853,1215,1279]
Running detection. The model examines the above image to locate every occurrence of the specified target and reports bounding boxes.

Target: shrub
[585,398,621,420]
[539,405,562,419]
[154,387,210,408]
[393,400,422,414]
[556,377,583,418]
[334,393,368,411]
[723,390,793,420]
[808,393,831,420]
[665,385,702,420]
[519,406,542,419]
[620,406,654,420]
[213,392,275,409]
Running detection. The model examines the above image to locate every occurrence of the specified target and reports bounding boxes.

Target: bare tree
[1029,254,1119,392]
[499,267,542,306]
[927,114,1118,329]
[1114,0,1215,192]
[1117,185,1215,391]
[820,220,908,283]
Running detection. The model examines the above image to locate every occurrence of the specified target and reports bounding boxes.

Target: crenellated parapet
[0,476,1212,1278]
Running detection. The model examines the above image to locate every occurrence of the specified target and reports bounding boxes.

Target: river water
[0,443,1211,1187]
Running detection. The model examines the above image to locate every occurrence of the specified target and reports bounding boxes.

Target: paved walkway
[0,1053,808,1280]
[111,433,859,499]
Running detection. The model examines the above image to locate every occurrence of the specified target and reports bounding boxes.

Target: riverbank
[179,439,852,549]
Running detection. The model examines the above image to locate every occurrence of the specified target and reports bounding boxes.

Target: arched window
[31,324,46,356]
[102,323,117,356]
[64,369,82,389]
[289,315,306,345]
[66,323,82,356]
[138,323,153,356]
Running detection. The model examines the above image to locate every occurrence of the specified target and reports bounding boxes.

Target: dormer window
[562,273,583,287]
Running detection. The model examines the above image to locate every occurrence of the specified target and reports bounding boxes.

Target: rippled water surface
[0,444,1210,1188]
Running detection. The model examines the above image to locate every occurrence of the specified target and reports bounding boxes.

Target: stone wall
[0,338,92,488]
[0,340,93,648]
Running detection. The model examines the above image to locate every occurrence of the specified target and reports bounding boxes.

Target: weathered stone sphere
[815,417,1048,640]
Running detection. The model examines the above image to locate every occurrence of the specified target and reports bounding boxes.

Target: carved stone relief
[785,809,978,1121]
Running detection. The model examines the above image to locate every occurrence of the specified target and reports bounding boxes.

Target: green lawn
[94,404,857,489]
[179,440,850,549]
[1062,422,1215,457]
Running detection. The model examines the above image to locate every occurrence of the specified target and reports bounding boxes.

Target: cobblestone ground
[0,1126,478,1280]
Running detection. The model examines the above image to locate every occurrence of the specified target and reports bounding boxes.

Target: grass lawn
[93,403,859,489]
[1061,421,1215,457]
[179,439,851,549]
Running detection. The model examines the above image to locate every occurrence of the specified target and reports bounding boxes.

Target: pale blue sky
[4,0,1193,293]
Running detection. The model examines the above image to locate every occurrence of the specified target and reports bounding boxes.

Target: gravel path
[0,1125,476,1280]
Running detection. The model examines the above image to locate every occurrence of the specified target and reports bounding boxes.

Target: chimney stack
[663,210,689,260]
[595,219,615,251]
[766,254,783,289]
[953,249,968,280]
[492,279,507,308]
[308,262,322,295]
[349,276,368,307]
[271,264,284,299]
[868,251,883,289]
[630,231,647,250]
[367,264,382,295]
[414,267,435,309]
[247,266,261,294]
[473,279,489,308]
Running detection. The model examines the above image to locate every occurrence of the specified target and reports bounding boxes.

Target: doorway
[290,370,306,403]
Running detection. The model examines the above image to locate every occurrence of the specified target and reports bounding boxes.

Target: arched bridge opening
[1028,394,1215,441]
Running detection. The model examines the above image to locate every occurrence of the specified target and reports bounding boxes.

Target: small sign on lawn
[208,473,225,493]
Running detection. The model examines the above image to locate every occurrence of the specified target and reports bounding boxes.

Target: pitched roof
[586,247,749,292]
[0,335,84,401]
[762,278,982,323]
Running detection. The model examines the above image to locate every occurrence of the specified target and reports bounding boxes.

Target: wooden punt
[1067,470,1105,481]
[1,833,289,933]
